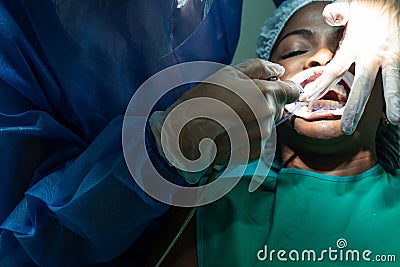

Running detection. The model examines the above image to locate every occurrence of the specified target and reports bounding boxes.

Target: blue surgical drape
[0,0,242,265]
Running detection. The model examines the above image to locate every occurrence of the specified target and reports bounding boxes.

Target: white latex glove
[150,59,300,183]
[301,0,400,134]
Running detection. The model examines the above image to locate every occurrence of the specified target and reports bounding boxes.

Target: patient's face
[270,2,383,149]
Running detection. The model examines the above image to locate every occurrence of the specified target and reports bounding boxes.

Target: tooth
[306,99,347,111]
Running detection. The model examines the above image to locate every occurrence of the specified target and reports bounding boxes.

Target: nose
[304,48,334,69]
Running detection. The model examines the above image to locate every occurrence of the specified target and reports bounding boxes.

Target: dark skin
[270,2,384,176]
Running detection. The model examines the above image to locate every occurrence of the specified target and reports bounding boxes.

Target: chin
[291,116,345,140]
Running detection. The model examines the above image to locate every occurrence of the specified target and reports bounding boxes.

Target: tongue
[322,91,340,101]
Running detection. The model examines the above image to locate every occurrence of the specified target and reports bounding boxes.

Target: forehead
[279,2,332,37]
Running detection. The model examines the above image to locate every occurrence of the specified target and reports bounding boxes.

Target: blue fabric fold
[0,0,242,265]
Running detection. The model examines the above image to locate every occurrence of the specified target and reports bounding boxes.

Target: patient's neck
[279,144,378,176]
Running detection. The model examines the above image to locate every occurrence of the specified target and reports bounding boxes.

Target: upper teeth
[331,84,348,99]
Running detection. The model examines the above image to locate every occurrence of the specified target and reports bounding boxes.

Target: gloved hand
[301,0,400,134]
[150,59,300,183]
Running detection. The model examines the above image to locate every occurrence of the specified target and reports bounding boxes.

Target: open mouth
[285,66,354,120]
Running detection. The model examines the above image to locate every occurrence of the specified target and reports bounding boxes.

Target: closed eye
[281,50,308,59]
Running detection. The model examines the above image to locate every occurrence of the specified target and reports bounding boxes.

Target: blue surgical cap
[257,0,332,60]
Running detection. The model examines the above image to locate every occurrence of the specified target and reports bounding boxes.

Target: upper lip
[300,73,322,89]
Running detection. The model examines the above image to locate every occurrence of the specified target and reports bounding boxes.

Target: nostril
[309,61,321,67]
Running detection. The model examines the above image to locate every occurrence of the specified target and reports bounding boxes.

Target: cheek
[362,85,384,124]
[276,59,305,80]
[363,73,383,114]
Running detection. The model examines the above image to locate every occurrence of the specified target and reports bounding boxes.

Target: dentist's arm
[302,0,400,134]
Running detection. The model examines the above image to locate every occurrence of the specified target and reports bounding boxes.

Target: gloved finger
[254,79,301,104]
[322,0,350,26]
[382,64,400,124]
[234,59,285,80]
[253,80,300,123]
[301,33,356,102]
[341,61,379,135]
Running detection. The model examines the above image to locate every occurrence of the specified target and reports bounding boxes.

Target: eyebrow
[275,27,346,49]
[275,29,313,47]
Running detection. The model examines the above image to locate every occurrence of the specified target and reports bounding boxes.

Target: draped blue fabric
[0,0,242,266]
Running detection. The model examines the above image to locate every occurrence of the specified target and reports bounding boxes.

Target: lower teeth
[287,103,346,118]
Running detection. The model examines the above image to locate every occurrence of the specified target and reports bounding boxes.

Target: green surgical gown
[198,165,400,266]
